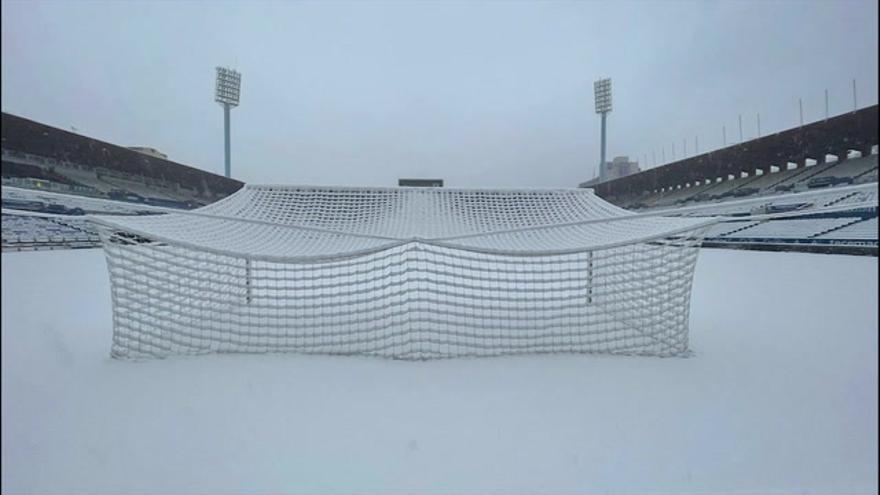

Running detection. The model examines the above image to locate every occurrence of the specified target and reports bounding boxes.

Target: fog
[2,0,877,187]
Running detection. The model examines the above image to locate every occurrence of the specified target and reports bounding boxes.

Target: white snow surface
[2,248,877,495]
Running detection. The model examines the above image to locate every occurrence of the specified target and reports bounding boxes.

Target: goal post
[94,186,713,360]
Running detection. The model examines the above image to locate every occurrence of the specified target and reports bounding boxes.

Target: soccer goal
[93,186,714,359]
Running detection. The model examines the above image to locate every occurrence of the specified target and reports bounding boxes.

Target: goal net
[93,186,714,359]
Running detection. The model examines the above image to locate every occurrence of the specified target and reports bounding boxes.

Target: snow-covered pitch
[1,248,877,494]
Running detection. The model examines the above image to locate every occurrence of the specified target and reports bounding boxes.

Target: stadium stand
[651,183,873,217]
[2,159,90,188]
[1,213,100,251]
[592,105,878,208]
[763,161,838,190]
[652,183,878,253]
[814,217,878,242]
[583,106,878,254]
[734,164,814,195]
[723,218,858,240]
[1,112,243,205]
[823,189,877,208]
[2,185,161,215]
[805,154,878,185]
[857,168,878,184]
[632,156,876,210]
[701,220,762,238]
[0,110,240,253]
[0,186,176,251]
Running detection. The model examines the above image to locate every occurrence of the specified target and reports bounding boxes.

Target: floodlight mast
[594,78,612,182]
[215,67,241,178]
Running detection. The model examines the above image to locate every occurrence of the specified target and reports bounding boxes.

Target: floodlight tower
[215,67,241,178]
[594,78,612,182]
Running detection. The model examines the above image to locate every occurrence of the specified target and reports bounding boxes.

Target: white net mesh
[95,186,714,359]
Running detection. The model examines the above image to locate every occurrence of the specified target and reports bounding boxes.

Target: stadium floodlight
[594,78,612,182]
[594,78,612,114]
[215,66,242,178]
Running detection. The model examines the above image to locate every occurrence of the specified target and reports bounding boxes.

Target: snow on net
[93,186,715,359]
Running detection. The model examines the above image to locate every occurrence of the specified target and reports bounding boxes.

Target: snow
[2,248,877,495]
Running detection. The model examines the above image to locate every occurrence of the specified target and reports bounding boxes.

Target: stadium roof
[1,112,243,197]
[592,105,878,198]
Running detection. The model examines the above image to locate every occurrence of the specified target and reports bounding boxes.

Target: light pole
[738,114,743,143]
[824,89,829,121]
[852,79,857,112]
[594,78,612,182]
[215,66,241,178]
[799,98,804,127]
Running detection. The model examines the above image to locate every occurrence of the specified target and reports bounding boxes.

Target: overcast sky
[2,0,877,188]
